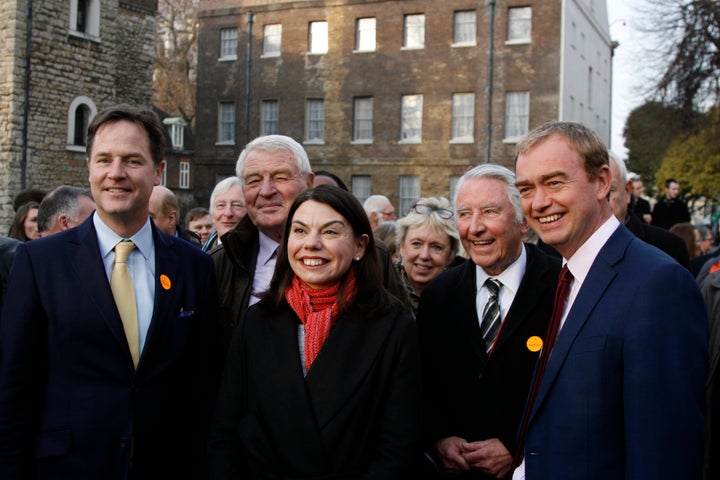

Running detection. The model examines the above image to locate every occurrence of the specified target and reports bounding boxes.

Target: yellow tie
[111,241,140,367]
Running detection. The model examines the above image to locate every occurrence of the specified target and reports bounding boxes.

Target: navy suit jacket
[524,225,707,479]
[0,216,222,480]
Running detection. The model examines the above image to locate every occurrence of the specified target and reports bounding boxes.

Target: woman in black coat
[209,185,422,480]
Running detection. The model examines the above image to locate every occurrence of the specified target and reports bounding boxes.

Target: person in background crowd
[0,236,20,314]
[203,177,246,252]
[417,164,560,479]
[651,178,691,229]
[209,185,422,480]
[374,221,400,263]
[185,207,214,245]
[0,104,222,479]
[149,185,201,246]
[396,197,461,316]
[363,194,397,230]
[9,201,41,242]
[629,173,652,224]
[313,170,349,190]
[669,222,705,275]
[513,121,706,479]
[37,186,96,237]
[607,154,690,270]
[699,225,716,255]
[12,189,45,213]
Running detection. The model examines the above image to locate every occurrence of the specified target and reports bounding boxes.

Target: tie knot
[114,241,136,264]
[559,265,573,285]
[485,278,502,297]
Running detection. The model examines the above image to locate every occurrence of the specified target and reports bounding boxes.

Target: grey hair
[455,164,524,224]
[363,195,392,215]
[235,135,312,180]
[209,176,243,214]
[37,186,93,232]
[608,152,628,184]
[397,196,460,259]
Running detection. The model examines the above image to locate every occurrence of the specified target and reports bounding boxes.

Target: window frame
[451,93,475,143]
[351,175,372,204]
[261,100,279,136]
[308,21,328,54]
[398,175,420,216]
[355,17,376,52]
[66,96,97,152]
[69,0,100,41]
[400,94,423,143]
[305,99,325,144]
[353,97,374,144]
[179,161,190,189]
[403,14,425,50]
[453,10,477,47]
[504,91,530,142]
[507,6,532,44]
[219,27,238,61]
[217,102,235,145]
[262,24,282,57]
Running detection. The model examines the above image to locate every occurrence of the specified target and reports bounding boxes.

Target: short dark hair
[266,185,394,316]
[184,207,210,227]
[665,178,678,188]
[86,104,166,166]
[515,121,609,180]
[313,170,349,191]
[13,189,46,212]
[37,186,93,232]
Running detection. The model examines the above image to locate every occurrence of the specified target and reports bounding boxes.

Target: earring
[355,257,360,261]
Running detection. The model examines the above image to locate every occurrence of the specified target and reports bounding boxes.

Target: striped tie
[480,278,502,353]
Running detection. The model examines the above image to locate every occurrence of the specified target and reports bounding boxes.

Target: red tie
[513,265,573,468]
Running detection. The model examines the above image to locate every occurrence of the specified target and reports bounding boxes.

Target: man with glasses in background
[363,194,397,230]
[416,164,560,479]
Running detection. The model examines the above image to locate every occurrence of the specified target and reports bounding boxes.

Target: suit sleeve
[0,245,46,479]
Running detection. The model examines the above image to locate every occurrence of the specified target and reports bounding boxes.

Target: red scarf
[285,270,356,372]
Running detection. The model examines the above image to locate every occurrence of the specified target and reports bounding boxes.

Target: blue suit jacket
[0,216,222,480]
[524,225,708,479]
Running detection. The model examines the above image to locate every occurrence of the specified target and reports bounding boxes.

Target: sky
[607,0,654,160]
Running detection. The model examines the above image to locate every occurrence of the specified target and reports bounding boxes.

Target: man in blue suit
[0,105,221,479]
[512,122,707,479]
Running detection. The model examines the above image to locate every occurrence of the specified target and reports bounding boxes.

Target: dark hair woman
[9,201,41,241]
[210,185,422,480]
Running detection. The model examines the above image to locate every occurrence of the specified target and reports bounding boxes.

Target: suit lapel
[449,261,487,362]
[530,228,629,418]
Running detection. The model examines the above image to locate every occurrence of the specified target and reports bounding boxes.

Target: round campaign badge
[526,336,543,352]
[160,274,171,290]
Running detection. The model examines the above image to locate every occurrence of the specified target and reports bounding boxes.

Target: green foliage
[655,108,720,198]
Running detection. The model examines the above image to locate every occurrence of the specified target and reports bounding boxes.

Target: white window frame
[69,0,100,41]
[453,10,476,47]
[160,165,168,186]
[504,91,530,142]
[179,161,190,189]
[262,24,282,57]
[217,102,235,145]
[507,6,532,44]
[351,175,372,204]
[353,97,374,143]
[66,96,97,152]
[355,18,376,52]
[261,100,279,136]
[305,99,325,144]
[219,27,238,61]
[400,94,423,143]
[163,118,186,150]
[451,93,475,143]
[403,14,425,50]
[399,176,420,216]
[308,21,328,54]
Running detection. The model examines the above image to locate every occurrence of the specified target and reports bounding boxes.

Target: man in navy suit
[417,164,560,479]
[0,105,221,479]
[513,122,707,479]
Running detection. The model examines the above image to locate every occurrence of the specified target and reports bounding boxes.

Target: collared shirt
[513,214,620,480]
[249,231,279,306]
[95,213,156,354]
[475,243,527,327]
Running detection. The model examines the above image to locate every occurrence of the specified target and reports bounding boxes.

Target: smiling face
[87,120,163,237]
[456,177,525,276]
[399,224,453,293]
[241,149,312,242]
[515,135,612,259]
[287,200,368,289]
[212,184,246,238]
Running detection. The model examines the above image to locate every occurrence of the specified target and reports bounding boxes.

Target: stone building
[0,0,157,230]
[195,0,613,214]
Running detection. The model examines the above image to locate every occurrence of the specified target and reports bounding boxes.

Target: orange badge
[526,336,543,352]
[160,274,171,290]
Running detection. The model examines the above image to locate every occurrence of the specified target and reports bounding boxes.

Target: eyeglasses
[410,203,454,219]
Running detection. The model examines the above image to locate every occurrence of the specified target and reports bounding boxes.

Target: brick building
[195,0,613,214]
[0,0,158,230]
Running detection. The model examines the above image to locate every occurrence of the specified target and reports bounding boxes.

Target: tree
[153,0,199,128]
[655,107,720,198]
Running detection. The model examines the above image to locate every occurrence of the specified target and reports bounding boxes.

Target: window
[263,24,282,57]
[179,161,190,189]
[66,96,97,152]
[69,0,100,39]
[218,102,235,144]
[508,7,531,43]
[353,97,373,143]
[453,10,476,46]
[505,91,530,140]
[351,176,371,204]
[451,93,475,142]
[220,28,238,60]
[449,175,461,205]
[399,176,420,216]
[400,94,423,143]
[261,100,279,136]
[161,165,167,186]
[163,117,186,150]
[308,21,328,54]
[305,99,325,143]
[356,18,376,52]
[403,14,425,49]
